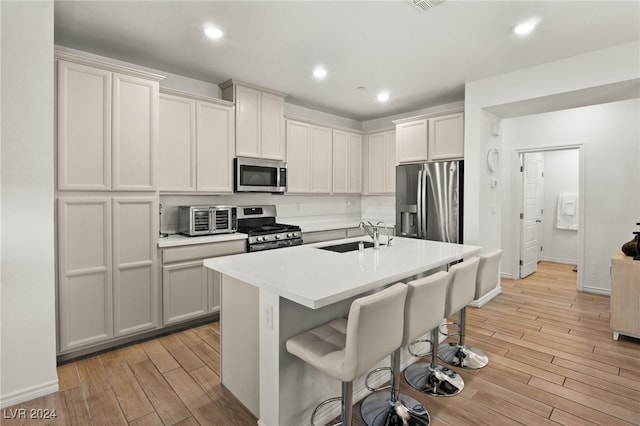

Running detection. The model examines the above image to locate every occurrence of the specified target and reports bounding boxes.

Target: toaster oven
[178,206,237,236]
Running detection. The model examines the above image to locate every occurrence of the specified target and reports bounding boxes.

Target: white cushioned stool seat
[286,318,348,381]
[403,271,465,397]
[286,283,408,426]
[438,257,488,369]
[361,271,451,425]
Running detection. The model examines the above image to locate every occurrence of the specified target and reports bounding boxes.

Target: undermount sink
[316,241,383,253]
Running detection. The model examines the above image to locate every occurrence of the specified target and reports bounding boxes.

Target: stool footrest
[408,339,433,358]
[311,396,343,426]
[364,367,392,392]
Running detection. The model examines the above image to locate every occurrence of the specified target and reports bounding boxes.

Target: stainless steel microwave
[234,157,287,193]
[178,205,237,236]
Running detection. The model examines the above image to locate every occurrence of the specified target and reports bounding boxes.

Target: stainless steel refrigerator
[396,160,463,243]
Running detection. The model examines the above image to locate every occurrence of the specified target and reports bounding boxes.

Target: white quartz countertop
[158,232,247,248]
[204,236,481,309]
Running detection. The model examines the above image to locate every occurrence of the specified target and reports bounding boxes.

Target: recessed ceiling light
[513,21,536,35]
[377,92,390,102]
[313,67,327,79]
[205,27,223,39]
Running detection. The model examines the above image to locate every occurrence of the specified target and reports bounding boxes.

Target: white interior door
[520,153,543,278]
[535,157,545,262]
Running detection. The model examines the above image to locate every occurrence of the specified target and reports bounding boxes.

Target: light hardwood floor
[4,262,639,425]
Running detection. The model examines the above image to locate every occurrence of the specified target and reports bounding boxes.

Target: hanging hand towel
[557,194,578,230]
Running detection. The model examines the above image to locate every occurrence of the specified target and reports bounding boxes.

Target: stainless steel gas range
[236,205,303,252]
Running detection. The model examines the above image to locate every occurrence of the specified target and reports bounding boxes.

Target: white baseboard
[469,284,502,308]
[500,272,514,279]
[582,285,610,296]
[541,256,577,265]
[0,380,58,409]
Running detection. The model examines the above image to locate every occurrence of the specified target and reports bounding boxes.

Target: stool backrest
[445,257,480,317]
[344,283,408,380]
[475,249,503,299]
[402,271,451,346]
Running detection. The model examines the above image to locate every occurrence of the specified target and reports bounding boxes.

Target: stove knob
[256,236,263,242]
[286,233,292,238]
[263,235,269,241]
[275,234,281,240]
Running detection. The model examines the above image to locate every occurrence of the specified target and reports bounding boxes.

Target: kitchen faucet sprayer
[359,221,393,249]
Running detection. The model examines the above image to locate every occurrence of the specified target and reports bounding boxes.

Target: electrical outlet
[264,304,273,329]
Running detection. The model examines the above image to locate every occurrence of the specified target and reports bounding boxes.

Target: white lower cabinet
[57,195,158,353]
[162,260,208,325]
[160,239,245,326]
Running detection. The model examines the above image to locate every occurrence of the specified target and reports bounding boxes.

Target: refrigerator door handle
[422,167,428,238]
[417,169,423,239]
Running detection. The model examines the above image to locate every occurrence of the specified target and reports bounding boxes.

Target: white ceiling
[54,1,640,121]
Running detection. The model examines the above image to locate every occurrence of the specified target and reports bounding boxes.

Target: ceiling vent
[408,0,446,12]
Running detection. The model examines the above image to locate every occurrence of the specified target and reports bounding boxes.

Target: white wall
[501,100,639,291]
[1,1,58,408]
[465,40,639,294]
[542,149,579,264]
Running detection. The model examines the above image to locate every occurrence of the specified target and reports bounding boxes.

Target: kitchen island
[204,236,481,426]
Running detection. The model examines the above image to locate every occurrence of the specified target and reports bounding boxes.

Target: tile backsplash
[160,193,394,234]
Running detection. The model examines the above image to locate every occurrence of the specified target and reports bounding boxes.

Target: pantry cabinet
[221,80,286,160]
[57,196,158,352]
[159,90,235,193]
[57,57,161,191]
[364,130,396,194]
[161,240,246,325]
[394,111,464,164]
[333,130,362,194]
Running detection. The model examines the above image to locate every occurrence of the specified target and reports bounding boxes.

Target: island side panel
[220,274,260,416]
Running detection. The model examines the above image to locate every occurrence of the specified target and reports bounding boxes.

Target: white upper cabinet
[221,80,286,160]
[428,112,464,160]
[286,120,334,194]
[394,111,464,164]
[57,57,162,191]
[159,93,196,191]
[195,100,235,192]
[112,73,158,191]
[260,91,286,160]
[333,130,362,194]
[286,120,311,193]
[57,61,112,191]
[159,90,234,193]
[396,119,428,164]
[309,125,333,193]
[364,130,396,194]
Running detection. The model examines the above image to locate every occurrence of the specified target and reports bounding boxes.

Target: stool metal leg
[438,307,489,369]
[342,381,353,426]
[404,328,464,397]
[361,349,430,426]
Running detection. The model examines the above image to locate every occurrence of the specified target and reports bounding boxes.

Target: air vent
[408,0,446,12]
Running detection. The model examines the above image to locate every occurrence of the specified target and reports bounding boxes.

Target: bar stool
[403,270,465,397]
[360,271,450,426]
[286,283,408,426]
[438,257,486,369]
